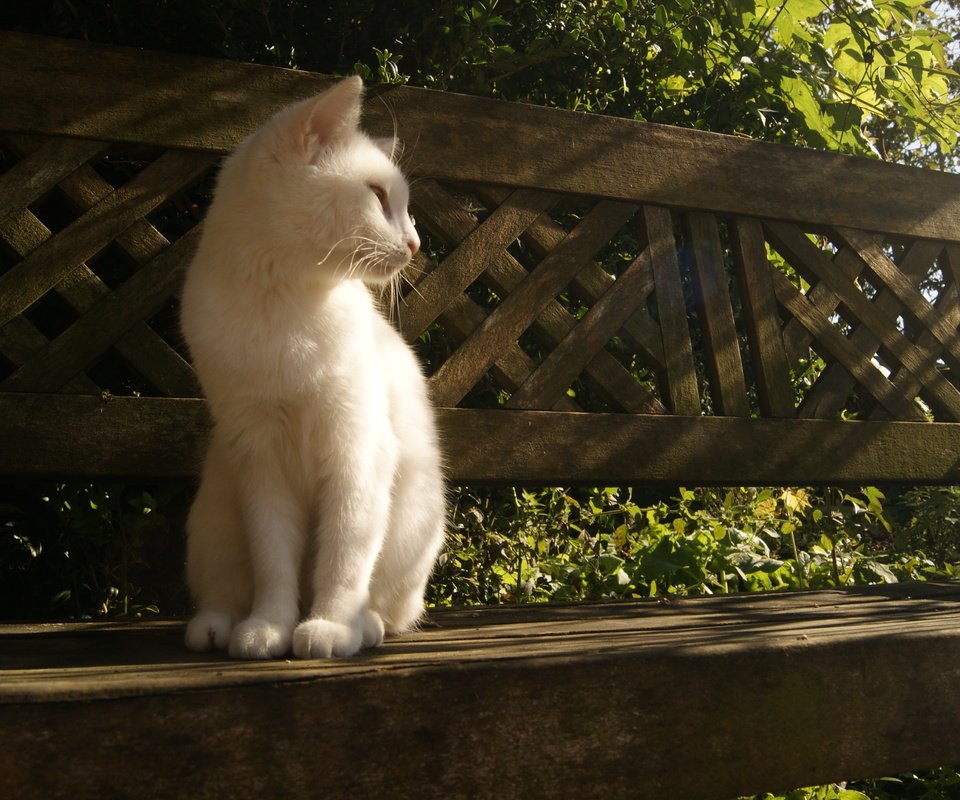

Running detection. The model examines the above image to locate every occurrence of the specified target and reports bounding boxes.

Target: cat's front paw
[360,609,385,649]
[292,618,363,659]
[185,610,234,652]
[228,617,292,659]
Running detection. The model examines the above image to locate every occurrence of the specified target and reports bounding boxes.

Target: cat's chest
[251,287,381,385]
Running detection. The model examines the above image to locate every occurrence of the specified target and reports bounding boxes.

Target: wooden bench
[1,32,959,799]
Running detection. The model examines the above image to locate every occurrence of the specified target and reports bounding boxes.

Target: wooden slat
[506,248,657,409]
[767,222,960,421]
[427,284,581,412]
[873,245,960,420]
[415,183,661,413]
[835,227,960,376]
[0,318,100,394]
[0,149,215,328]
[803,239,945,420]
[730,217,795,417]
[683,212,750,416]
[474,186,666,370]
[770,269,927,421]
[401,187,557,338]
[4,32,960,242]
[428,201,639,407]
[470,186,665,412]
[1,227,202,392]
[0,136,109,225]
[642,206,700,415]
[781,246,863,366]
[3,584,960,800]
[3,393,960,485]
[2,135,199,396]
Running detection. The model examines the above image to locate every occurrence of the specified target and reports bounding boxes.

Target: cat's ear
[279,76,365,160]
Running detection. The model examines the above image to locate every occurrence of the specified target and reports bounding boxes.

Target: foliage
[1,482,190,619]
[430,484,959,608]
[747,765,960,799]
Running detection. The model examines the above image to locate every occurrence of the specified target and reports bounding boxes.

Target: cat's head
[220,77,419,287]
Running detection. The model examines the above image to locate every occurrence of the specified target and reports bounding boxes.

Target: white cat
[180,77,446,660]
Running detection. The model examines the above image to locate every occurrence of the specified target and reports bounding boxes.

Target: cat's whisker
[397,270,426,303]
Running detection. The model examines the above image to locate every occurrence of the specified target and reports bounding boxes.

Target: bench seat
[4,582,960,799]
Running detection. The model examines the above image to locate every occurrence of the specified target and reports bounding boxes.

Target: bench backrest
[2,32,960,486]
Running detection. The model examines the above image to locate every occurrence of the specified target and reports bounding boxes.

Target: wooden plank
[506,248,657,409]
[4,32,960,242]
[2,135,199,397]
[474,186,666,370]
[770,268,927,421]
[0,393,210,480]
[0,149,216,328]
[730,217,795,417]
[642,206,701,415]
[767,221,960,421]
[400,187,557,338]
[835,227,960,376]
[803,239,945,420]
[0,136,109,226]
[2,393,959,485]
[683,212,750,416]
[416,183,661,413]
[428,201,639,407]
[1,227,202,392]
[2,584,960,799]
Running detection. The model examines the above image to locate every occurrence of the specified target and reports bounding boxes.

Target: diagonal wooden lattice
[1,131,958,425]
[0,133,214,396]
[406,188,960,423]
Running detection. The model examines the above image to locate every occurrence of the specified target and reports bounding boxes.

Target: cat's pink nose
[407,238,419,258]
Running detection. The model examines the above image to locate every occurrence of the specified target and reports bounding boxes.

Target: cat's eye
[369,184,388,212]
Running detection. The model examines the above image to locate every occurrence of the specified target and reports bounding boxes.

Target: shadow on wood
[3,583,960,800]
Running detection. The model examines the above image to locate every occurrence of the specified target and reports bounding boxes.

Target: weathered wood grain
[805,239,945,420]
[3,393,960,485]
[2,583,960,800]
[4,32,960,241]
[730,217,795,417]
[506,248,657,409]
[768,222,960,420]
[683,212,750,416]
[1,227,201,392]
[642,206,701,415]
[0,149,215,328]
[428,201,639,407]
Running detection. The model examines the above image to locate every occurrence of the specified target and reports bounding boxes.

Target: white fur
[180,77,445,660]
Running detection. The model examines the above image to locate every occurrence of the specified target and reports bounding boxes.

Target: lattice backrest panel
[0,134,214,397]
[406,180,960,423]
[1,130,958,424]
